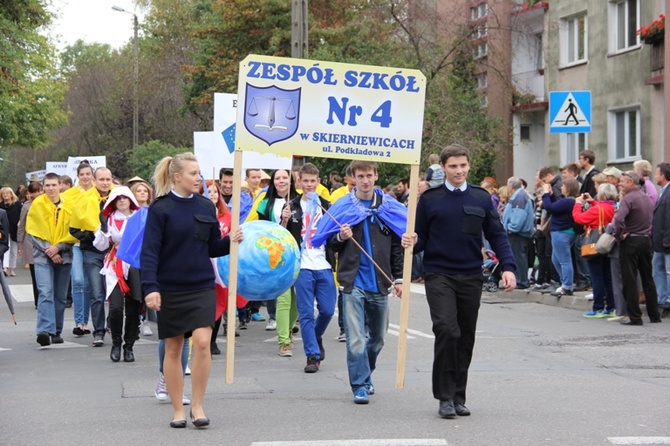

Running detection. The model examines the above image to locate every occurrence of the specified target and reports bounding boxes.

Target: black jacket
[328,193,403,293]
[285,194,335,268]
[652,188,670,252]
[580,167,600,196]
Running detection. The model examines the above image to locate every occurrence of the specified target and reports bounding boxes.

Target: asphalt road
[1,267,669,446]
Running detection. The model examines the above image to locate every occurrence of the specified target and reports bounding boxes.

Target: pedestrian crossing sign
[549,91,591,133]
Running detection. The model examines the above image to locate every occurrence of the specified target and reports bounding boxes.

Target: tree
[0,0,67,148]
[127,140,188,180]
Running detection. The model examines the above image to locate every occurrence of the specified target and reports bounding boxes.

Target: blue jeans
[35,261,72,335]
[71,245,91,326]
[342,287,388,394]
[295,269,336,358]
[508,233,530,287]
[551,231,577,291]
[586,255,614,311]
[83,250,106,336]
[158,338,190,374]
[653,251,670,305]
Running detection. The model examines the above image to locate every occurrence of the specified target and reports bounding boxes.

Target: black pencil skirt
[157,288,215,340]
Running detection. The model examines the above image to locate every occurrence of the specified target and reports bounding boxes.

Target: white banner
[25,170,46,184]
[45,162,68,176]
[193,92,291,176]
[64,156,107,181]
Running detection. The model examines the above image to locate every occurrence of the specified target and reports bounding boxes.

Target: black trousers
[108,267,142,347]
[424,273,484,404]
[620,236,660,323]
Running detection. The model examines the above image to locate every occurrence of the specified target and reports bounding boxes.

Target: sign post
[227,54,426,387]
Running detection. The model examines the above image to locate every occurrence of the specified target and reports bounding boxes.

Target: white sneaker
[265,319,277,331]
[182,395,191,405]
[154,373,169,402]
[185,365,191,376]
[141,321,153,336]
[585,293,594,300]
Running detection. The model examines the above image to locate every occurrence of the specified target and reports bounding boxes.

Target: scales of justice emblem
[243,84,301,146]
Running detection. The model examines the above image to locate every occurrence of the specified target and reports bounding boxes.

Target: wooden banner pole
[396,163,420,389]
[225,150,243,384]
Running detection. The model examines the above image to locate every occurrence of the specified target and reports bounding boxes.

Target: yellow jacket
[26,193,78,245]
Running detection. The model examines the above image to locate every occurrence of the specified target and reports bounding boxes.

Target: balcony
[513,69,545,101]
[645,40,664,86]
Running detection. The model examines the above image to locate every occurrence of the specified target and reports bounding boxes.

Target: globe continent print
[217,220,301,301]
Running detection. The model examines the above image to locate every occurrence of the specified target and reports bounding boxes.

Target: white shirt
[299,198,331,270]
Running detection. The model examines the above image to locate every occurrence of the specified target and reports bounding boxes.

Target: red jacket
[572,200,616,229]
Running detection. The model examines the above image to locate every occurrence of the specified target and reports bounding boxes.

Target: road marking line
[38,341,88,349]
[388,323,434,339]
[387,329,415,339]
[608,438,670,445]
[252,439,448,446]
[264,336,302,343]
[0,347,11,352]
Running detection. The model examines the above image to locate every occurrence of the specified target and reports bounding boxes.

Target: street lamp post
[112,5,139,151]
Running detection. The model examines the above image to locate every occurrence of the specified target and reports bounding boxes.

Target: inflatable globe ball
[217,220,301,301]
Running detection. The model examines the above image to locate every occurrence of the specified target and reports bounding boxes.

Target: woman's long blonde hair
[152,152,198,197]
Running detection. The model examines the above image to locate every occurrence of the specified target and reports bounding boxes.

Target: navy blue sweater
[414,184,516,276]
[141,193,231,295]
[541,193,576,231]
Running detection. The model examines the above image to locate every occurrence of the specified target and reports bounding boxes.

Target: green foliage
[126,140,189,181]
[0,0,67,148]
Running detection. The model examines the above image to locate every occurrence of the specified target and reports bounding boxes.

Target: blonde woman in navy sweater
[141,153,243,428]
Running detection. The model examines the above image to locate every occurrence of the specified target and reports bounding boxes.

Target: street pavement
[1,267,670,446]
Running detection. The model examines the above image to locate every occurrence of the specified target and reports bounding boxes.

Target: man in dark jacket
[652,162,670,314]
[329,160,403,405]
[613,171,660,325]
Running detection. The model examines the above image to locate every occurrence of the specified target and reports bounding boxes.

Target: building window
[476,72,488,89]
[471,3,488,20]
[520,125,531,142]
[560,13,587,66]
[473,42,488,59]
[609,107,640,160]
[609,0,639,52]
[561,133,588,164]
[480,93,488,108]
[474,23,488,39]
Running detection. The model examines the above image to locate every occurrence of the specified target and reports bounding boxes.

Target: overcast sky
[46,0,144,50]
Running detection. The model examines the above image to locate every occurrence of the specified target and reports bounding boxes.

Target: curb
[487,288,593,312]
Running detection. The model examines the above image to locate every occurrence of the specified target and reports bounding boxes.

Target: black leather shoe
[190,410,210,428]
[36,332,51,347]
[210,343,221,355]
[123,348,135,363]
[169,419,187,429]
[438,400,456,419]
[50,333,64,344]
[110,345,121,362]
[650,318,662,323]
[620,320,643,326]
[454,403,471,416]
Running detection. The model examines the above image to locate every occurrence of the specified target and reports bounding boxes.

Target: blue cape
[310,188,407,248]
[116,207,148,269]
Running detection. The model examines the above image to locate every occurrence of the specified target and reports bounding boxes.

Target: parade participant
[312,160,406,405]
[93,186,141,362]
[64,161,95,336]
[284,163,336,371]
[26,173,78,346]
[252,169,298,350]
[17,182,43,308]
[69,167,114,346]
[142,153,243,428]
[198,180,246,355]
[0,187,22,277]
[401,144,516,419]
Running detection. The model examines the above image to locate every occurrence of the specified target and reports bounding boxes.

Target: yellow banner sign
[235,55,426,165]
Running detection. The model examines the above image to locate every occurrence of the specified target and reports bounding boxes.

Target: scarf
[26,194,78,245]
[310,188,407,248]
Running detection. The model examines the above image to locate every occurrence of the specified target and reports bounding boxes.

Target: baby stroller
[482,249,501,292]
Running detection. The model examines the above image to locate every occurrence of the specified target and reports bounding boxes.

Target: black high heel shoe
[169,419,187,428]
[190,409,210,428]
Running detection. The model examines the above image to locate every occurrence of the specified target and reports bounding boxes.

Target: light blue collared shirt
[444,180,468,192]
[170,189,194,199]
